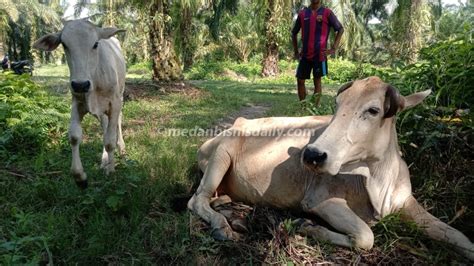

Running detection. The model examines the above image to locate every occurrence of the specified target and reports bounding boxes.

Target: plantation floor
[0,65,470,264]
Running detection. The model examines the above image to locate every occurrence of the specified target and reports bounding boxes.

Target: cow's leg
[99,114,109,169]
[70,101,87,188]
[302,198,374,250]
[117,110,125,155]
[187,146,237,240]
[103,103,120,175]
[297,220,352,247]
[401,196,474,261]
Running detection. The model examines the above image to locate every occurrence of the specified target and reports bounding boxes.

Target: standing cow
[34,19,126,188]
[188,77,474,260]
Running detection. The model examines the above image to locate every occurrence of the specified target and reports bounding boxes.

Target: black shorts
[296,58,328,79]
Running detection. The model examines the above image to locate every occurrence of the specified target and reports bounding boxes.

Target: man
[292,0,344,105]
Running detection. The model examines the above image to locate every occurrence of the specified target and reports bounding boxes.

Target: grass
[0,64,471,264]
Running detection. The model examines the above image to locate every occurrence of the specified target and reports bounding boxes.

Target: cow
[188,76,474,260]
[33,19,126,188]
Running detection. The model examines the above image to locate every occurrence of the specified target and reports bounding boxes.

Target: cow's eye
[367,107,380,116]
[93,41,99,49]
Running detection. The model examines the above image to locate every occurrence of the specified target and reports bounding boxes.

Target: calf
[34,19,126,188]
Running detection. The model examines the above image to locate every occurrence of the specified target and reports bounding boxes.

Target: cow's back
[94,37,126,93]
[199,115,332,208]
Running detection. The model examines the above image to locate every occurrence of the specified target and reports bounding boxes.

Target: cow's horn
[337,81,354,96]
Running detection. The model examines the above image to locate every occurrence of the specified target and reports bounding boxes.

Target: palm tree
[0,0,61,62]
[261,0,283,77]
[148,0,182,81]
[174,0,208,71]
[330,0,389,61]
[388,0,431,63]
[207,0,239,41]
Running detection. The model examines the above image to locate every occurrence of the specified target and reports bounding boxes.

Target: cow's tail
[400,195,474,261]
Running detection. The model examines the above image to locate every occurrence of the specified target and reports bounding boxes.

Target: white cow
[188,77,474,260]
[34,19,126,188]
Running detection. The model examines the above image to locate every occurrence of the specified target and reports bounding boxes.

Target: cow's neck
[365,121,406,219]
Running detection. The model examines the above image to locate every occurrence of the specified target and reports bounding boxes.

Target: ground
[0,64,471,264]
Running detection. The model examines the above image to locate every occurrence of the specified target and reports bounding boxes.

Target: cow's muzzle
[71,80,91,93]
[303,145,327,166]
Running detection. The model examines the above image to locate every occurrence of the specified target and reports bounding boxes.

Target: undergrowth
[0,73,69,163]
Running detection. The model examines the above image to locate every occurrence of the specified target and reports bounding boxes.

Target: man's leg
[296,58,311,101]
[297,79,307,101]
[313,76,322,106]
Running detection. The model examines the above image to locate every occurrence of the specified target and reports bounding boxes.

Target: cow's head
[302,76,431,175]
[33,19,124,94]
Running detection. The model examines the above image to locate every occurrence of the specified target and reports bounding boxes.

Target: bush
[185,60,262,81]
[396,104,474,236]
[0,73,69,162]
[367,37,474,108]
[417,38,473,108]
[127,61,152,75]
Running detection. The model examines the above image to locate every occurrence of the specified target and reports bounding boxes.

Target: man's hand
[323,48,336,56]
[294,51,301,61]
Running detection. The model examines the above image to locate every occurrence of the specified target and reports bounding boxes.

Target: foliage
[372,37,474,108]
[185,60,262,80]
[396,105,474,241]
[220,6,261,63]
[0,72,69,163]
[433,3,474,41]
[329,0,389,60]
[413,38,473,107]
[0,0,62,63]
[185,57,384,84]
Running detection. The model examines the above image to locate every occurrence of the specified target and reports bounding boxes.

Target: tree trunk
[149,0,182,81]
[405,0,422,63]
[261,0,279,77]
[180,5,194,71]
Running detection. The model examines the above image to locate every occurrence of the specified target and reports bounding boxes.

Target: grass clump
[0,72,69,163]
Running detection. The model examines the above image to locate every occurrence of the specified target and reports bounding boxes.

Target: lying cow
[33,19,126,188]
[188,76,474,260]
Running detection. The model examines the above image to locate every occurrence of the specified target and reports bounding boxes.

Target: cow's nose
[71,80,90,93]
[303,146,327,165]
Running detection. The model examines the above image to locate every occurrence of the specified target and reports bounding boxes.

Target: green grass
[0,64,471,264]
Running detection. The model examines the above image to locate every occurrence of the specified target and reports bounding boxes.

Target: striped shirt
[292,7,343,61]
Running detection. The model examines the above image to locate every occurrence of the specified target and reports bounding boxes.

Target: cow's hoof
[211,225,235,241]
[118,148,126,156]
[75,179,88,189]
[72,171,87,189]
[104,165,115,175]
[231,218,248,233]
[293,218,313,228]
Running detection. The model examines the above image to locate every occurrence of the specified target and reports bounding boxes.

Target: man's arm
[326,11,344,55]
[331,28,344,52]
[292,34,299,59]
[291,14,301,60]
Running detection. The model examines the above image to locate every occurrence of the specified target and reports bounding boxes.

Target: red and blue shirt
[292,7,343,61]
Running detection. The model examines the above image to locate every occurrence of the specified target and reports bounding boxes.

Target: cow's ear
[383,85,403,118]
[98,27,125,39]
[400,89,431,111]
[33,32,61,52]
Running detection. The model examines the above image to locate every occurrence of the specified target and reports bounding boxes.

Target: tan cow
[188,76,474,260]
[33,19,126,188]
